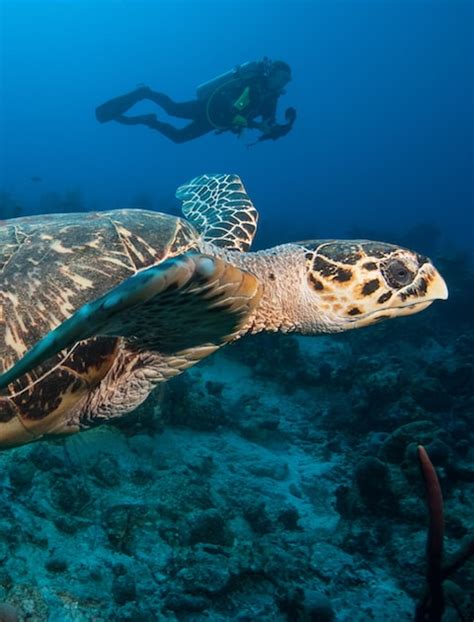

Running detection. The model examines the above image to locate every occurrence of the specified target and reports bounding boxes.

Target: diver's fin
[0,253,261,390]
[95,87,149,123]
[176,174,258,252]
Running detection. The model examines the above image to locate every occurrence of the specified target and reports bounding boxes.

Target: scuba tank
[196,59,268,101]
[199,58,272,132]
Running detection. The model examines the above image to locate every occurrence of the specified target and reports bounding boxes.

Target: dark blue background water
[1,0,472,253]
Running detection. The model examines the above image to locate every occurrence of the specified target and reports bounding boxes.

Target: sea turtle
[0,174,448,448]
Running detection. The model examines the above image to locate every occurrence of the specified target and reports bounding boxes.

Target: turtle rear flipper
[176,174,258,252]
[0,253,261,392]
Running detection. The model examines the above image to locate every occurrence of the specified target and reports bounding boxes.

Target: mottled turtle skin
[0,174,448,448]
[0,210,200,444]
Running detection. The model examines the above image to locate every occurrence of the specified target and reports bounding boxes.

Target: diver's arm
[260,96,278,126]
[247,118,270,131]
[247,98,277,133]
[251,107,297,143]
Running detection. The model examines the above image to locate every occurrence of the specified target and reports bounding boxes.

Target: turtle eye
[383,259,414,288]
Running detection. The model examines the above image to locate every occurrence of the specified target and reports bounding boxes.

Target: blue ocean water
[1,0,473,251]
[0,1,473,621]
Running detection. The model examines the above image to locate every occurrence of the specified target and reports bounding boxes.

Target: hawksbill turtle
[0,174,448,448]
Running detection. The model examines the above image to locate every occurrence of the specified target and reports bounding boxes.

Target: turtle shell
[0,209,199,447]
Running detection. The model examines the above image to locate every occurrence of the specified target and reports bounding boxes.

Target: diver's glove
[247,107,296,147]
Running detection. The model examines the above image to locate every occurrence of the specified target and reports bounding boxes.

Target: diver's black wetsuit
[108,90,212,143]
[95,63,293,144]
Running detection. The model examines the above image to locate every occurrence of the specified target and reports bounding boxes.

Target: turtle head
[297,240,448,333]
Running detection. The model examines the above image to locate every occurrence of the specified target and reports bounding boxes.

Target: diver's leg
[143,91,203,120]
[114,114,159,127]
[95,87,150,123]
[114,113,211,143]
[145,118,212,143]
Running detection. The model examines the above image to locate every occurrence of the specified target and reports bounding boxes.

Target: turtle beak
[414,262,448,303]
[394,263,448,315]
[427,267,448,301]
[355,263,448,326]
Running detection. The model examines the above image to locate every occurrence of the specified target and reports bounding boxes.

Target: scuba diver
[95,58,296,144]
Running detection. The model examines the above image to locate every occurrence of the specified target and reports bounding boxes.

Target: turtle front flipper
[176,174,258,251]
[0,253,261,391]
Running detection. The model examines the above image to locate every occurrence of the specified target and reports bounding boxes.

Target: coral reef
[0,247,472,621]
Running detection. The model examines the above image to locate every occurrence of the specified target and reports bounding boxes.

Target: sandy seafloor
[0,309,473,621]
